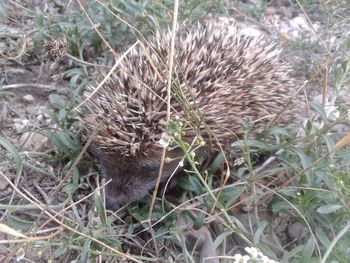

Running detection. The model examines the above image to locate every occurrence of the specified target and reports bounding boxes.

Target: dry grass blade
[330,131,350,153]
[0,223,28,239]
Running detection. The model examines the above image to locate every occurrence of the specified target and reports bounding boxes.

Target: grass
[0,0,349,262]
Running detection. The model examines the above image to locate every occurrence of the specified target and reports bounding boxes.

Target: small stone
[37,114,44,122]
[14,123,24,132]
[49,62,59,71]
[265,7,276,15]
[0,102,8,122]
[32,133,49,151]
[22,94,34,103]
[21,119,30,126]
[0,177,9,190]
[287,221,306,241]
[19,132,48,151]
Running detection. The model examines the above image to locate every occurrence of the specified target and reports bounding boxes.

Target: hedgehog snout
[103,158,159,208]
[101,149,183,210]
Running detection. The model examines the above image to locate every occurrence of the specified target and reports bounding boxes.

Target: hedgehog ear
[137,157,161,177]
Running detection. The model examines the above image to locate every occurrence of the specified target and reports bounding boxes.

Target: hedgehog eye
[140,162,159,175]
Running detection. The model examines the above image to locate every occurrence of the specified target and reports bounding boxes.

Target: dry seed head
[43,37,68,62]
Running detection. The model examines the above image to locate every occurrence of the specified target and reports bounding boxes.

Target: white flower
[16,247,25,261]
[159,132,170,147]
[199,139,206,146]
[233,254,250,263]
[242,255,250,262]
[245,247,259,258]
[233,254,243,261]
[260,255,270,263]
[233,247,279,263]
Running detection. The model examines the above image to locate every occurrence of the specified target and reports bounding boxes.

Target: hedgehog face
[89,143,182,210]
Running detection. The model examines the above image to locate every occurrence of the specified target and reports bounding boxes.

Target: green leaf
[177,174,203,194]
[309,102,328,124]
[294,150,313,185]
[300,238,315,263]
[6,213,35,232]
[49,94,67,109]
[212,230,232,249]
[0,136,22,169]
[79,239,91,263]
[58,131,79,150]
[281,245,305,262]
[316,230,331,248]
[254,220,268,244]
[208,152,224,175]
[62,183,79,194]
[317,204,343,214]
[192,213,205,230]
[218,186,245,208]
[53,245,67,259]
[335,59,350,92]
[94,193,107,227]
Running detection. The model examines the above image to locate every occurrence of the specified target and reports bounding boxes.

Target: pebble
[0,177,9,191]
[19,132,48,151]
[21,119,30,126]
[32,133,49,151]
[22,94,35,103]
[287,221,306,241]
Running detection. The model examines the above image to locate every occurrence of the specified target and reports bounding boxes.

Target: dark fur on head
[88,142,183,210]
[83,22,304,209]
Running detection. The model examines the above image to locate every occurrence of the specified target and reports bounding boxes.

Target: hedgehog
[83,22,303,209]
